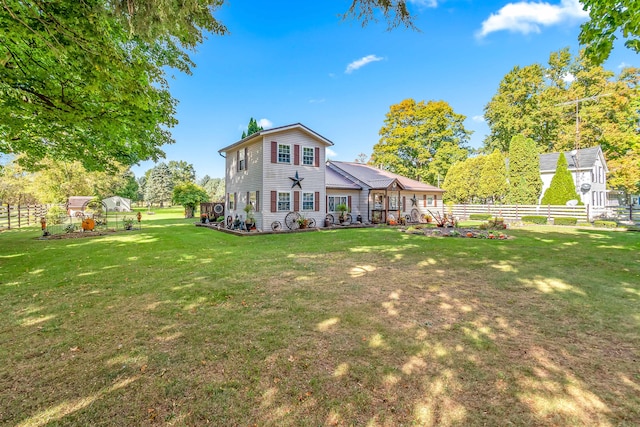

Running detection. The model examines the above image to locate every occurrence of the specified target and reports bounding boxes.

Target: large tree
[144,163,173,207]
[579,0,640,64]
[478,150,508,204]
[168,160,196,186]
[1,1,414,171]
[442,155,486,204]
[172,182,209,218]
[199,175,225,202]
[506,135,543,205]
[371,99,471,185]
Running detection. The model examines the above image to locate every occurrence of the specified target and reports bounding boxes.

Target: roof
[67,196,95,208]
[326,166,362,190]
[539,146,604,172]
[328,161,445,192]
[218,123,334,153]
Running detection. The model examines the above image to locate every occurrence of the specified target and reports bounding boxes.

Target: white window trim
[278,144,292,164]
[302,192,315,211]
[302,146,314,166]
[328,195,348,213]
[277,191,291,211]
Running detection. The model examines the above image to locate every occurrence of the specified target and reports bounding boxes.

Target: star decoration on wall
[411,195,418,206]
[289,171,304,189]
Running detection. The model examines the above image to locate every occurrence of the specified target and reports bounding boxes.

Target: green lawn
[1,209,639,426]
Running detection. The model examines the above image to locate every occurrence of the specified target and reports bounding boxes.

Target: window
[228,193,235,210]
[389,195,398,210]
[238,150,245,171]
[278,192,290,211]
[373,194,384,210]
[302,192,314,210]
[278,144,291,163]
[303,147,314,165]
[115,201,121,207]
[249,191,257,211]
[328,196,348,212]
[427,196,434,206]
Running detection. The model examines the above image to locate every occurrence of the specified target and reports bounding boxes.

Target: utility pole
[555,93,612,152]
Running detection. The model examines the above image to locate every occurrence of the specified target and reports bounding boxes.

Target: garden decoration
[428,210,457,228]
[285,211,301,230]
[81,217,95,231]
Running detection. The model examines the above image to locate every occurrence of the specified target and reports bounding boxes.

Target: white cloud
[309,98,326,104]
[476,0,588,38]
[618,62,631,69]
[258,118,273,129]
[472,115,485,123]
[326,148,337,158]
[562,72,575,84]
[345,55,384,74]
[407,0,438,7]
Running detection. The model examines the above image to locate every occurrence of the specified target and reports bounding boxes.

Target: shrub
[46,205,66,225]
[553,217,577,226]
[470,213,492,221]
[522,215,548,225]
[594,220,617,228]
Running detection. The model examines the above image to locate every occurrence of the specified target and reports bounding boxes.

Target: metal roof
[328,161,445,192]
[218,123,334,153]
[326,166,362,190]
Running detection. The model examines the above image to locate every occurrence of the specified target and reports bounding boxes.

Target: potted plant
[122,216,134,230]
[336,203,349,224]
[243,204,255,230]
[297,214,309,229]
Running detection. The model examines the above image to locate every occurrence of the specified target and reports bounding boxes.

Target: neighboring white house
[539,146,609,207]
[218,123,446,230]
[103,196,132,212]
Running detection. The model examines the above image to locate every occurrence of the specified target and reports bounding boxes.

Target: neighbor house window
[303,147,314,166]
[302,192,314,210]
[278,144,291,163]
[278,192,290,211]
[328,196,348,212]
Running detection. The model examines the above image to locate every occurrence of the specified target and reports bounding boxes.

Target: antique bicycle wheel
[411,208,420,223]
[284,211,301,230]
[344,213,352,224]
[271,221,282,231]
[307,218,316,228]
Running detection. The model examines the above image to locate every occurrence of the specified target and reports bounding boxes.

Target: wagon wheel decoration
[307,218,316,228]
[226,215,233,228]
[344,213,353,224]
[325,213,335,224]
[213,204,224,215]
[271,221,282,231]
[284,211,301,230]
[411,208,420,223]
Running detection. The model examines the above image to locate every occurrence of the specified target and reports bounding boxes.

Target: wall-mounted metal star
[289,171,304,189]
[411,194,418,206]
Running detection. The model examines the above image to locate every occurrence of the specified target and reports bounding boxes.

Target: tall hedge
[541,153,581,205]
[507,134,542,204]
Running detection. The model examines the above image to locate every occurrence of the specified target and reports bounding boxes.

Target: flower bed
[401,226,510,240]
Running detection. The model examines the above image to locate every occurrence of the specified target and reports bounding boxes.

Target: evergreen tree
[144,163,173,207]
[115,171,140,201]
[442,155,486,203]
[541,153,581,205]
[507,135,543,204]
[478,150,508,203]
[242,118,263,138]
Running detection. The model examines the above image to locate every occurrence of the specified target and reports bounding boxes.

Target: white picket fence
[448,204,640,223]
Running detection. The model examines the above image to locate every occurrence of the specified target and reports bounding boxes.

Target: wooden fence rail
[448,204,640,223]
[0,204,52,230]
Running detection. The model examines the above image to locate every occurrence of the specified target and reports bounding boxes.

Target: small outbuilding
[103,196,132,212]
[67,196,95,217]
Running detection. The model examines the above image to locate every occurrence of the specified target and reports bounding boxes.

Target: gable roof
[328,161,444,193]
[67,196,95,209]
[326,166,362,190]
[539,146,605,172]
[218,123,334,153]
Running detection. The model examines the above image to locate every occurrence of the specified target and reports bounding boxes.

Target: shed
[67,196,95,216]
[103,196,132,212]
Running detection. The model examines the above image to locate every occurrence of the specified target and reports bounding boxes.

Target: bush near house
[522,215,548,224]
[470,213,493,221]
[553,217,578,226]
[594,220,617,228]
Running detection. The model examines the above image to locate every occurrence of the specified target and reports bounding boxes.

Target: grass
[1,209,639,426]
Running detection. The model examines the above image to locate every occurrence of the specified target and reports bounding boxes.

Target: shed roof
[67,196,95,209]
[328,161,445,192]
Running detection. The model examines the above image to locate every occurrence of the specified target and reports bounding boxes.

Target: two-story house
[219,123,447,230]
[539,146,609,207]
[218,123,333,231]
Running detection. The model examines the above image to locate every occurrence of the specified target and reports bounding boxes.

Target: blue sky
[131,0,638,180]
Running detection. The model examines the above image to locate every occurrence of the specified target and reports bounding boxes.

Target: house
[539,146,609,207]
[218,123,332,231]
[219,123,445,230]
[326,161,445,223]
[103,196,132,212]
